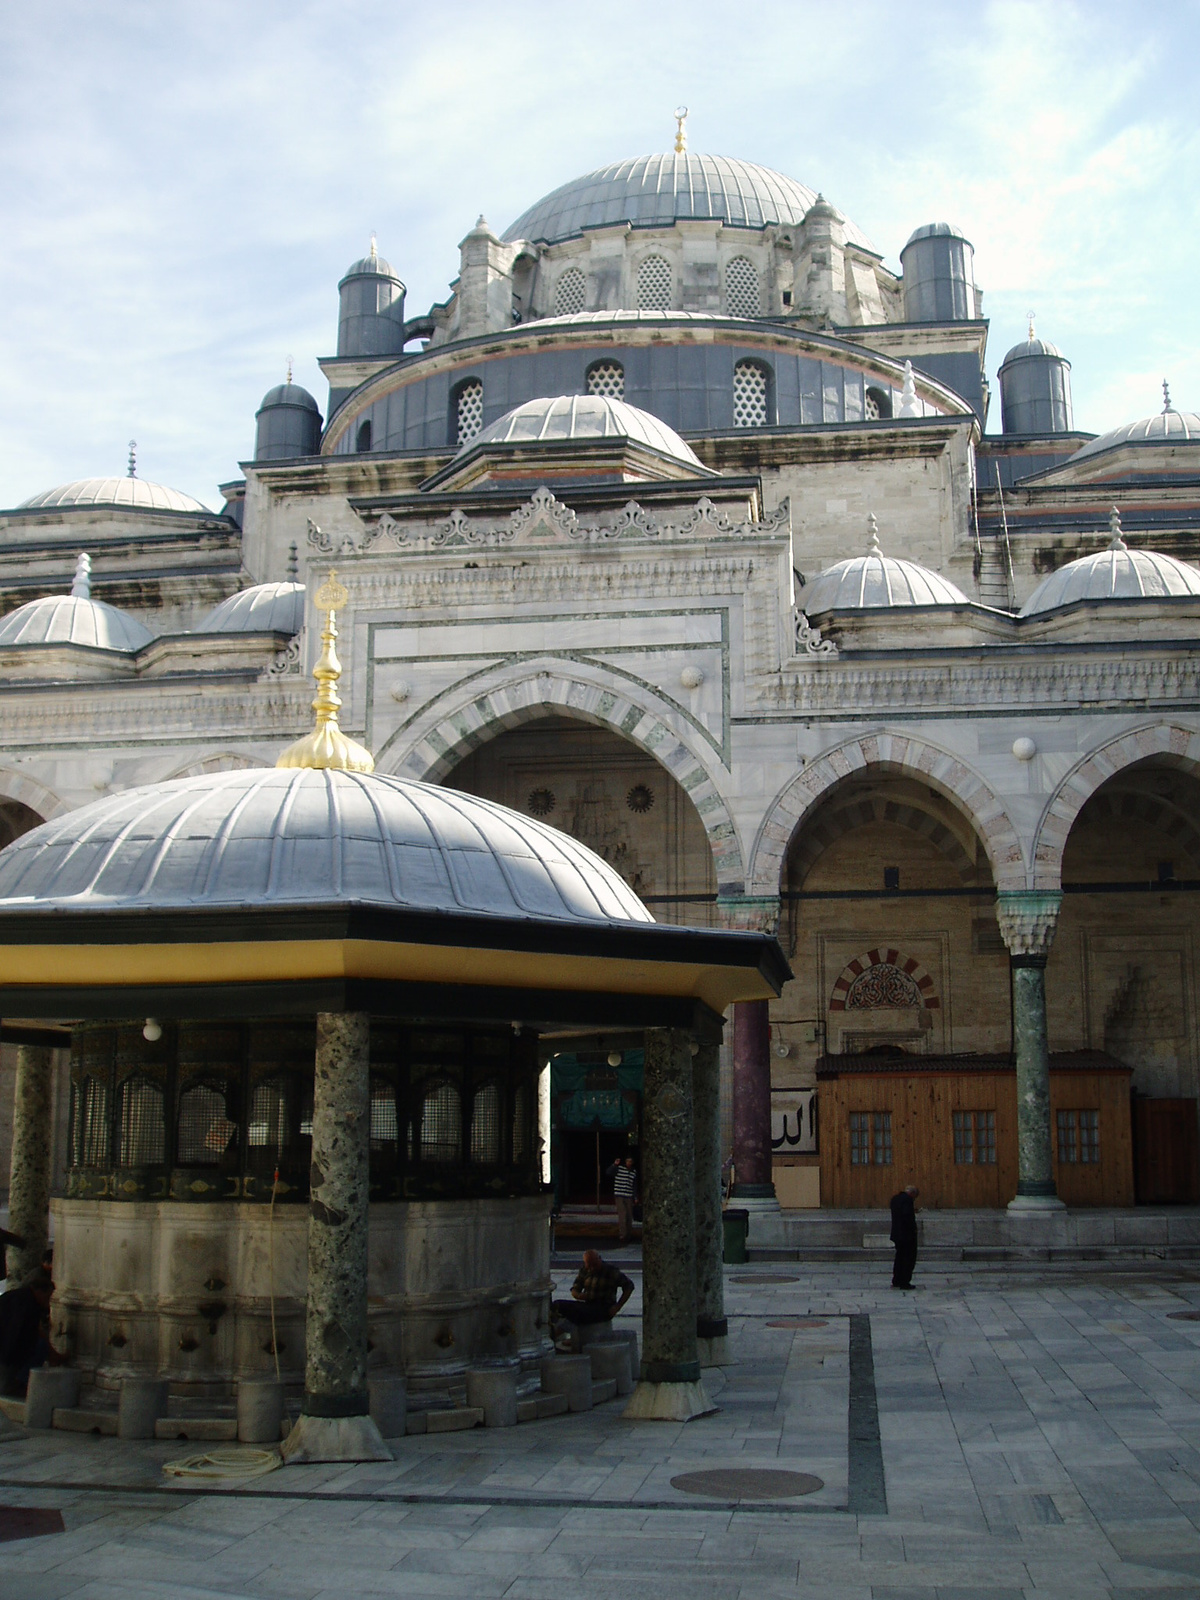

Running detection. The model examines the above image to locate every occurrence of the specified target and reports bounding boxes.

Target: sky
[1,0,1197,510]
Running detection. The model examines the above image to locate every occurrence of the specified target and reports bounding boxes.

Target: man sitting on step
[551,1249,634,1351]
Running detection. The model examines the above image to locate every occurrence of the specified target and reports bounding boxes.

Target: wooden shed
[816,1050,1134,1209]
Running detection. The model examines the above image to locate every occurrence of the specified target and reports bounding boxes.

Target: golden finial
[276,568,375,773]
[674,106,688,154]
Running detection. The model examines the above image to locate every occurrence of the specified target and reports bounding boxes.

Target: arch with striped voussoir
[829,949,939,1013]
[1063,783,1200,879]
[0,768,66,833]
[786,792,982,889]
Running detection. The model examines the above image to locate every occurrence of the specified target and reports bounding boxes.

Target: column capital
[995,890,1063,960]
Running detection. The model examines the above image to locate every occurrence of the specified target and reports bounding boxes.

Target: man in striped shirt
[607,1156,638,1243]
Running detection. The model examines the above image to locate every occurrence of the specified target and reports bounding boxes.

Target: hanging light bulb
[607,1050,622,1068]
[142,1018,162,1042]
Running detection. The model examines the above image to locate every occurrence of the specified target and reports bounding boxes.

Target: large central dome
[503,153,874,250]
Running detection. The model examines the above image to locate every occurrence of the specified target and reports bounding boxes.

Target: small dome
[256,383,320,415]
[339,248,400,283]
[1000,336,1066,367]
[18,477,209,514]
[905,221,972,246]
[200,582,306,635]
[1068,406,1200,463]
[0,592,153,652]
[0,768,654,925]
[803,519,968,612]
[1020,509,1200,615]
[460,394,708,471]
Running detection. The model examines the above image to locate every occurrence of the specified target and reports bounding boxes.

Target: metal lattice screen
[470,1081,502,1164]
[71,1077,110,1168]
[420,1082,462,1163]
[370,1077,399,1149]
[586,361,625,399]
[637,255,672,310]
[511,1082,529,1164]
[864,391,880,420]
[553,267,586,316]
[177,1081,237,1166]
[733,361,768,427]
[117,1076,165,1166]
[725,256,760,317]
[456,380,483,445]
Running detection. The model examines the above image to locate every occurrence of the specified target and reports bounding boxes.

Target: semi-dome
[502,153,874,250]
[803,519,968,612]
[1019,509,1200,615]
[459,393,709,471]
[0,553,153,652]
[0,767,654,925]
[199,581,306,635]
[18,477,209,514]
[1067,404,1200,464]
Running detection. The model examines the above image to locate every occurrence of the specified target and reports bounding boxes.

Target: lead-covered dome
[803,521,968,612]
[503,153,874,249]
[0,768,654,925]
[1068,406,1200,464]
[460,393,709,471]
[0,553,153,652]
[1019,510,1200,615]
[18,477,209,514]
[200,582,306,635]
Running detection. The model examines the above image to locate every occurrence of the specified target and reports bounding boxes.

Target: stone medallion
[671,1468,823,1499]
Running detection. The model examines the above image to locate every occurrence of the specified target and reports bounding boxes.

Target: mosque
[3,120,1200,1385]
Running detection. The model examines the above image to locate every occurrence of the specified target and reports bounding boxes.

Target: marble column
[7,1045,53,1286]
[731,999,778,1210]
[692,1038,729,1366]
[281,1012,391,1462]
[996,892,1066,1211]
[625,1026,712,1421]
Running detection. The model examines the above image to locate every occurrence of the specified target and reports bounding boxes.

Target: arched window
[470,1081,502,1165]
[453,379,484,447]
[865,386,892,421]
[733,360,770,427]
[117,1075,165,1166]
[553,267,586,317]
[586,360,624,399]
[71,1077,110,1168]
[420,1082,462,1164]
[511,1082,529,1165]
[245,1074,310,1177]
[637,255,672,311]
[356,419,372,453]
[725,256,760,317]
[176,1080,237,1166]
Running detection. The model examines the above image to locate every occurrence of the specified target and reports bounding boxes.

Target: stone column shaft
[7,1045,53,1285]
[996,891,1065,1210]
[638,1027,699,1384]
[732,1000,775,1197]
[692,1039,728,1364]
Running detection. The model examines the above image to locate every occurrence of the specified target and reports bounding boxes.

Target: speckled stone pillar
[692,1039,729,1366]
[996,892,1066,1212]
[281,1012,390,1463]
[625,1027,711,1421]
[7,1046,53,1286]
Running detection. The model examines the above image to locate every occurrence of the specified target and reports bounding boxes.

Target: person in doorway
[889,1185,920,1289]
[0,1269,67,1396]
[551,1249,634,1349]
[606,1156,638,1243]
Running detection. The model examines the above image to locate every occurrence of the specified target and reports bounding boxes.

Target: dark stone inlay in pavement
[765,1317,829,1328]
[848,1313,887,1516]
[1167,1310,1200,1320]
[0,1505,65,1542]
[731,1274,801,1284]
[671,1468,823,1499]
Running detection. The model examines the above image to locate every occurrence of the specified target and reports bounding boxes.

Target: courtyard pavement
[3,1256,1200,1597]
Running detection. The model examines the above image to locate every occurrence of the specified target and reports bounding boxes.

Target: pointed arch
[1034,722,1200,890]
[380,659,745,892]
[0,768,67,822]
[748,731,1026,897]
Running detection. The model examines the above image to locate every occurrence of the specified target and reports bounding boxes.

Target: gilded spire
[276,569,375,772]
[674,106,688,154]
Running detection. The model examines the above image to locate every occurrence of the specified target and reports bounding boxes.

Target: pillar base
[1007,1193,1067,1212]
[281,1412,393,1464]
[696,1335,730,1367]
[623,1379,716,1422]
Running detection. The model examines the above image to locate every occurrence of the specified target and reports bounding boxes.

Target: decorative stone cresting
[748,732,1026,898]
[1033,722,1200,889]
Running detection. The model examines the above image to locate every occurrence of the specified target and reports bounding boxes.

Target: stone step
[534,1391,569,1419]
[0,1397,25,1426]
[590,1378,618,1405]
[52,1407,118,1435]
[424,1407,484,1434]
[154,1416,238,1441]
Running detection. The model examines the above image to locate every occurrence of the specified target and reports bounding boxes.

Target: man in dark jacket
[0,1269,64,1395]
[889,1186,920,1289]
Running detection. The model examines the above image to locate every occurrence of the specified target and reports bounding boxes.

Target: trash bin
[722,1207,749,1264]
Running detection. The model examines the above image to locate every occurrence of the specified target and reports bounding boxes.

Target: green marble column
[996,892,1065,1211]
[692,1039,729,1366]
[282,1012,390,1463]
[7,1046,53,1286]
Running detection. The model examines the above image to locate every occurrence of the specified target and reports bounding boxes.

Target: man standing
[889,1185,920,1289]
[607,1156,638,1243]
[0,1269,65,1395]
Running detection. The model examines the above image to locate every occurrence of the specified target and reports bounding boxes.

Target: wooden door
[1132,1098,1200,1204]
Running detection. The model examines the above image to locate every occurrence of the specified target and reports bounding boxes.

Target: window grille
[586,361,625,399]
[247,1076,294,1170]
[873,1112,893,1166]
[370,1077,398,1151]
[864,392,880,420]
[470,1081,502,1164]
[725,256,760,317]
[177,1082,237,1166]
[553,267,586,316]
[455,380,483,446]
[849,1111,870,1165]
[512,1083,529,1164]
[952,1110,996,1166]
[420,1082,462,1163]
[71,1076,110,1168]
[117,1076,165,1166]
[637,255,672,310]
[733,361,768,427]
